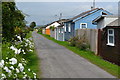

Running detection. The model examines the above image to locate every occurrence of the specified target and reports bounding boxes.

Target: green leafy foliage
[1,32,39,79]
[50,26,55,31]
[68,36,90,51]
[30,22,36,29]
[2,2,26,41]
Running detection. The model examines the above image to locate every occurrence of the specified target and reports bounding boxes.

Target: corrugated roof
[65,8,112,22]
[107,19,118,26]
[71,8,99,20]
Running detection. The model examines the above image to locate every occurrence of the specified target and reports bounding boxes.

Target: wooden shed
[98,19,120,66]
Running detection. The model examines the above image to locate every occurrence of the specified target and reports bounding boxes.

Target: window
[64,25,66,32]
[68,23,71,32]
[107,29,115,46]
[61,28,63,33]
[80,23,87,29]
[59,28,60,33]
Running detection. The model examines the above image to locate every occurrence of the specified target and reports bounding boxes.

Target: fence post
[97,29,102,56]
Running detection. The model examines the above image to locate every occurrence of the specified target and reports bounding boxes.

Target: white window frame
[80,23,87,29]
[68,23,71,32]
[107,29,115,46]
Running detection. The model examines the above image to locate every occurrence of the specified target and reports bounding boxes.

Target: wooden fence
[76,29,98,55]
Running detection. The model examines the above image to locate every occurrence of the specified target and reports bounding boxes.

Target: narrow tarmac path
[32,31,115,78]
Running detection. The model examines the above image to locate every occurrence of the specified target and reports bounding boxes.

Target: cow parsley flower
[9,58,17,65]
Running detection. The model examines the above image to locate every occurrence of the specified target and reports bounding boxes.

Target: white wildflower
[4,66,11,73]
[22,49,26,54]
[25,43,28,47]
[15,48,21,54]
[34,75,36,78]
[14,74,17,78]
[6,57,8,59]
[18,63,24,72]
[10,46,21,54]
[33,72,37,78]
[18,48,21,54]
[29,49,33,52]
[0,60,4,68]
[1,73,6,78]
[9,66,14,70]
[23,72,26,74]
[16,68,20,73]
[9,58,17,65]
[6,62,8,64]
[24,74,27,77]
[16,35,22,41]
[10,45,16,51]
[28,68,30,71]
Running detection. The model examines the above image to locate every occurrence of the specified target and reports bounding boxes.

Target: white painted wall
[46,22,60,29]
[97,16,118,29]
[104,17,118,27]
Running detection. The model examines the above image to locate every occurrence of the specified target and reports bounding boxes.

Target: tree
[2,2,26,41]
[30,22,36,29]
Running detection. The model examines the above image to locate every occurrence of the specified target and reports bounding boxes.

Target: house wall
[55,27,64,41]
[46,22,60,29]
[99,27,120,66]
[50,29,55,38]
[104,17,118,28]
[74,9,112,30]
[64,22,75,41]
[76,29,98,55]
[42,28,46,34]
[45,29,50,35]
[97,18,105,29]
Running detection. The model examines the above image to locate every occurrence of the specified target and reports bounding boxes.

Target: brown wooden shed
[98,19,120,66]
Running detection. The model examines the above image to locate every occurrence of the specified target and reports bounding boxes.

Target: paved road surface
[32,31,115,78]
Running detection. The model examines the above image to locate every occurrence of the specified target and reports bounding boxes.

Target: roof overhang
[92,15,106,23]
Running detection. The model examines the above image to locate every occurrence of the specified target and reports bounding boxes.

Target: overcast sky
[16,2,119,25]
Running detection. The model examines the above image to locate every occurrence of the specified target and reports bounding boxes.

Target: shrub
[38,28,42,33]
[69,35,90,51]
[50,26,55,31]
[75,39,90,51]
[68,36,79,46]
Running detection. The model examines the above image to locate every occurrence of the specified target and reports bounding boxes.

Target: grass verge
[38,32,120,78]
[27,31,41,78]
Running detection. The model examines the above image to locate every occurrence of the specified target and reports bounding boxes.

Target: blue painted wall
[74,9,112,30]
[64,21,75,41]
[56,9,112,41]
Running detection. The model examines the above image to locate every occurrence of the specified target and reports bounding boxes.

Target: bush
[38,28,42,33]
[69,36,90,51]
[50,26,55,31]
[75,39,90,51]
[68,36,79,46]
